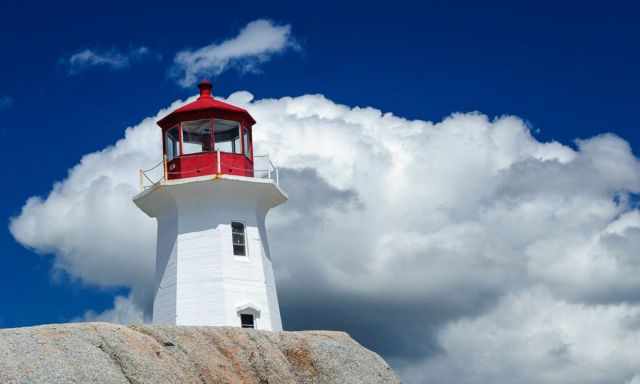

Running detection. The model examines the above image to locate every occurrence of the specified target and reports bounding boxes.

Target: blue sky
[2,2,640,382]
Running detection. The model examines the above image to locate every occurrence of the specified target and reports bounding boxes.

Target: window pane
[234,135,241,154]
[233,245,246,256]
[215,139,233,153]
[243,128,251,158]
[214,119,241,154]
[231,222,246,256]
[231,221,245,233]
[166,127,179,161]
[241,314,254,328]
[232,233,244,245]
[182,119,212,155]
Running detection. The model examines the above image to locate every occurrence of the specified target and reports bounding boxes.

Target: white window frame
[236,304,260,329]
[231,221,248,259]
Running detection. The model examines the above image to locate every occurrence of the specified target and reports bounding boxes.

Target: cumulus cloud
[75,295,144,324]
[8,99,188,314]
[171,19,297,87]
[9,90,640,384]
[64,47,155,74]
[401,288,640,384]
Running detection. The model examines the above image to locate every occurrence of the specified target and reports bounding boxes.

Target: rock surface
[0,322,400,384]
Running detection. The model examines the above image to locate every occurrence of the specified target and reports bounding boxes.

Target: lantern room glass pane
[166,126,179,161]
[243,127,251,159]
[182,119,212,155]
[214,119,242,154]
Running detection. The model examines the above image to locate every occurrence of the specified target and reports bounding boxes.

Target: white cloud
[171,19,297,87]
[65,46,154,74]
[9,90,640,384]
[401,288,640,384]
[8,99,188,313]
[0,96,13,109]
[75,295,145,324]
[628,375,640,384]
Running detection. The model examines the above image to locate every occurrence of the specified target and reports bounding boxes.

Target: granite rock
[0,322,400,384]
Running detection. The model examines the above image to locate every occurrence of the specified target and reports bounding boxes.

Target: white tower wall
[134,175,286,331]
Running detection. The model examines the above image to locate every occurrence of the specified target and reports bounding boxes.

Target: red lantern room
[157,80,255,180]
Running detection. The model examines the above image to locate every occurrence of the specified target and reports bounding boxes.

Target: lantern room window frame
[213,119,242,155]
[163,119,253,160]
[165,126,180,161]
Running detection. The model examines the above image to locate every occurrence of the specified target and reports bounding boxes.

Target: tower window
[240,314,255,329]
[231,221,246,256]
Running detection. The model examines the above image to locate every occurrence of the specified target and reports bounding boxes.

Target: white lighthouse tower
[133,80,286,331]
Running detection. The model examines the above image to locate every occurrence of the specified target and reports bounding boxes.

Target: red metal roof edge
[157,80,256,128]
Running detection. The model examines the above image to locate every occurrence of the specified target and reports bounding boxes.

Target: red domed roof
[157,80,256,129]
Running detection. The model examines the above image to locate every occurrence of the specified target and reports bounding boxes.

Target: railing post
[139,169,143,190]
[163,154,168,182]
[217,151,221,174]
[275,167,279,185]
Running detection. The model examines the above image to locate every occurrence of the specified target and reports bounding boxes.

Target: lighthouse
[133,80,287,331]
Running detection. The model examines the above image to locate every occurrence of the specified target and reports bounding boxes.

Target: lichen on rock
[0,322,400,384]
